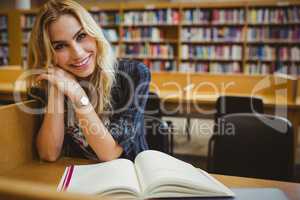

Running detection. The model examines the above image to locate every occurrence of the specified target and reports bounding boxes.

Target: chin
[73,66,95,78]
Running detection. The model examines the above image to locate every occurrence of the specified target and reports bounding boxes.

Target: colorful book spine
[182,9,211,24]
[102,29,119,42]
[212,9,244,24]
[20,14,36,28]
[0,46,8,65]
[246,46,276,61]
[210,62,241,74]
[121,44,174,59]
[146,60,176,71]
[181,45,242,60]
[122,27,163,41]
[0,15,8,66]
[90,11,120,26]
[0,15,8,30]
[248,7,300,24]
[247,27,300,42]
[0,32,8,43]
[245,63,273,75]
[123,9,179,25]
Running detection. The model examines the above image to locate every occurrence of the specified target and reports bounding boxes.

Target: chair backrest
[208,96,264,169]
[215,95,264,122]
[144,92,172,154]
[210,113,294,181]
[0,100,41,173]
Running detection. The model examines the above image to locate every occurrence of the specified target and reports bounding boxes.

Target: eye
[77,32,87,42]
[53,43,66,50]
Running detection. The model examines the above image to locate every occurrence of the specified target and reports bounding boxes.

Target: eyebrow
[51,28,84,45]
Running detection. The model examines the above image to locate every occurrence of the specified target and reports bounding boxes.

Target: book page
[59,159,141,197]
[134,150,233,197]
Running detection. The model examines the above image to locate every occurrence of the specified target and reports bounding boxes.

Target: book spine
[90,11,120,26]
[122,27,163,41]
[123,9,178,25]
[60,165,74,191]
[0,15,8,66]
[181,45,242,60]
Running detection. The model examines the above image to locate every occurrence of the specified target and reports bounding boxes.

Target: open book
[57,150,234,199]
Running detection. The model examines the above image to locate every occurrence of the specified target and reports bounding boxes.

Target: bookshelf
[89,6,121,57]
[245,5,300,75]
[5,1,300,76]
[20,11,36,67]
[120,4,180,71]
[0,13,9,66]
[180,5,246,73]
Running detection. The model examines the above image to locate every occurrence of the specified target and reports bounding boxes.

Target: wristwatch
[78,95,90,107]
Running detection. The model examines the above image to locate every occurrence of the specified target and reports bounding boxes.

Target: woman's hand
[36,66,85,102]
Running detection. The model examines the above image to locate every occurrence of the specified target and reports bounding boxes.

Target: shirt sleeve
[107,61,151,158]
[108,60,151,156]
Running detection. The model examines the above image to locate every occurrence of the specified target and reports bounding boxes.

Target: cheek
[54,51,70,68]
[85,37,97,52]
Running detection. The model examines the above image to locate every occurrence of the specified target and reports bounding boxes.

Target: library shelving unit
[5,0,300,76]
[89,4,121,58]
[119,3,180,71]
[180,4,246,73]
[20,10,37,67]
[0,12,9,66]
[245,3,300,75]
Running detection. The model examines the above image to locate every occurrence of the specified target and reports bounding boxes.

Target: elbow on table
[98,153,120,162]
[39,153,60,162]
[38,149,61,162]
[98,147,123,162]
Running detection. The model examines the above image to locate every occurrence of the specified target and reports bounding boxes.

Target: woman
[27,0,150,162]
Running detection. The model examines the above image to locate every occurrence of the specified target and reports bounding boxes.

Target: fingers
[36,73,54,83]
[47,66,75,80]
[34,66,81,98]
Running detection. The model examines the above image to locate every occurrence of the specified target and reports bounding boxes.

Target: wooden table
[0,158,299,200]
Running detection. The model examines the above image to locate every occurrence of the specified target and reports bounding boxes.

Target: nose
[70,42,85,60]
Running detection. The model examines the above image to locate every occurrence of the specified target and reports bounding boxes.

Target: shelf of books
[0,13,9,66]
[9,1,300,76]
[180,5,246,73]
[245,5,300,75]
[120,5,179,71]
[20,11,36,67]
[89,6,121,58]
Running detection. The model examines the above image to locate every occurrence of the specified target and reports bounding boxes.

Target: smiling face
[48,14,97,78]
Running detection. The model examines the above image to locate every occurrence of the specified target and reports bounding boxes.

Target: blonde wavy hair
[27,0,116,114]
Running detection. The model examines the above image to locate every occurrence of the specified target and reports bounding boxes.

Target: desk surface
[1,158,299,200]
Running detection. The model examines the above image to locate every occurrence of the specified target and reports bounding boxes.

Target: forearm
[36,85,65,161]
[73,94,123,161]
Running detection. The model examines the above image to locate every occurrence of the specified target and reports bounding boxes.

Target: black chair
[208,113,294,181]
[208,96,264,168]
[144,92,173,155]
[214,95,264,122]
[188,95,264,142]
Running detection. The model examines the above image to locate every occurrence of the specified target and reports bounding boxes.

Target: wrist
[47,85,64,114]
[69,87,86,103]
[71,91,92,111]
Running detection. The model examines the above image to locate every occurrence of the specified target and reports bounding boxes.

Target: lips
[71,54,91,70]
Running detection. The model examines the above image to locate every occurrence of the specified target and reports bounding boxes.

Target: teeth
[74,56,89,67]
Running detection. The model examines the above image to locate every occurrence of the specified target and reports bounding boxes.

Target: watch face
[80,96,89,106]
